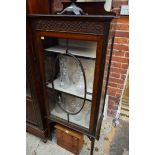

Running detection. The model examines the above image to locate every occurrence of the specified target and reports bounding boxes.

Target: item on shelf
[76,98,83,111]
[80,59,95,94]
[61,94,76,113]
[88,65,94,91]
[61,94,84,115]
[74,98,83,121]
[59,56,70,89]
[55,95,65,113]
[66,96,77,113]
[75,66,84,95]
[85,103,91,124]
[70,99,77,113]
[57,0,87,15]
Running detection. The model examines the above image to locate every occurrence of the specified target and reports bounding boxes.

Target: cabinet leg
[41,138,47,143]
[46,120,52,140]
[90,138,95,155]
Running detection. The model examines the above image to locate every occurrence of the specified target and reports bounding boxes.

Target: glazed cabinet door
[35,31,105,134]
[26,57,38,126]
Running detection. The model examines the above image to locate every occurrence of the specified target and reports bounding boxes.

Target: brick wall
[112,0,128,16]
[107,0,129,115]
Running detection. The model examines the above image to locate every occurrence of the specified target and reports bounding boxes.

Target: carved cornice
[31,18,109,35]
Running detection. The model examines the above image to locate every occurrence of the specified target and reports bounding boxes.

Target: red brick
[116,24,129,31]
[116,17,129,24]
[109,77,124,85]
[110,67,127,74]
[121,74,126,80]
[112,56,129,63]
[114,37,129,44]
[113,45,129,51]
[122,64,128,69]
[115,93,122,98]
[108,89,117,97]
[115,31,129,38]
[108,82,118,88]
[109,96,117,101]
[108,86,116,92]
[117,84,124,89]
[111,72,121,78]
[108,88,122,96]
[111,62,122,68]
[108,89,116,96]
[125,52,129,57]
[113,51,125,57]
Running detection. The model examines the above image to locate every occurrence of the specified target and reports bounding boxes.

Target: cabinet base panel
[26,123,48,139]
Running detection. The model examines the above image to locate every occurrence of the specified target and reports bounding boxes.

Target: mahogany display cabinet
[27,7,115,154]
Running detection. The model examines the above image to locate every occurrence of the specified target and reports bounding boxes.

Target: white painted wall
[77,0,112,12]
[77,0,105,1]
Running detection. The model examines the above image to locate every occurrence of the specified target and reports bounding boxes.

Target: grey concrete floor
[27,117,129,155]
[109,120,129,155]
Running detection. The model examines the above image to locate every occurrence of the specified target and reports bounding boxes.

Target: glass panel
[69,98,91,129]
[48,90,68,120]
[42,36,97,129]
[47,56,95,100]
[48,91,91,128]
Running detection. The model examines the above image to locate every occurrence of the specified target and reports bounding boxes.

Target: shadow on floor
[110,121,129,155]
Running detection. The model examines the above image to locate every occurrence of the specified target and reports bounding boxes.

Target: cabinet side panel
[95,22,115,139]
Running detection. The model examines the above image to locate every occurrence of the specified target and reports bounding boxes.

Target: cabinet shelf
[50,109,90,129]
[47,78,92,101]
[46,115,90,136]
[44,45,96,59]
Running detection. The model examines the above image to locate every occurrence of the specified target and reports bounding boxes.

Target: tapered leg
[46,119,52,140]
[41,138,47,143]
[90,138,95,155]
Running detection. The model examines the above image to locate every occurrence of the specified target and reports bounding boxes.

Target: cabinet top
[27,14,116,21]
